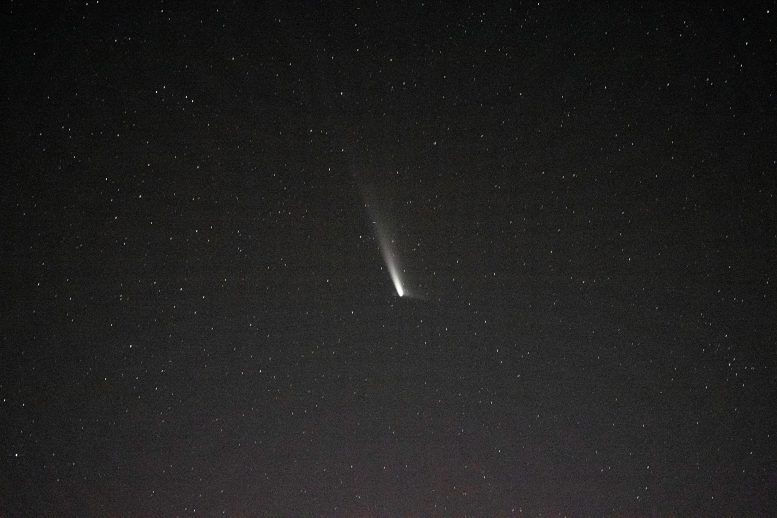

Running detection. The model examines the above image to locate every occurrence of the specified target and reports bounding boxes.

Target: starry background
[2,1,777,516]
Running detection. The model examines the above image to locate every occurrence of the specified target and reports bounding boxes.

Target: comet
[376,231,405,297]
[353,162,415,299]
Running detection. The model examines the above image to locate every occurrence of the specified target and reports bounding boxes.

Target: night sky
[2,1,777,516]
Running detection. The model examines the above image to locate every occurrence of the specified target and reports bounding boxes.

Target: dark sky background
[2,1,776,515]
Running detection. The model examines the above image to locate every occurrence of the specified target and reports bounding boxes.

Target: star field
[2,1,776,515]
